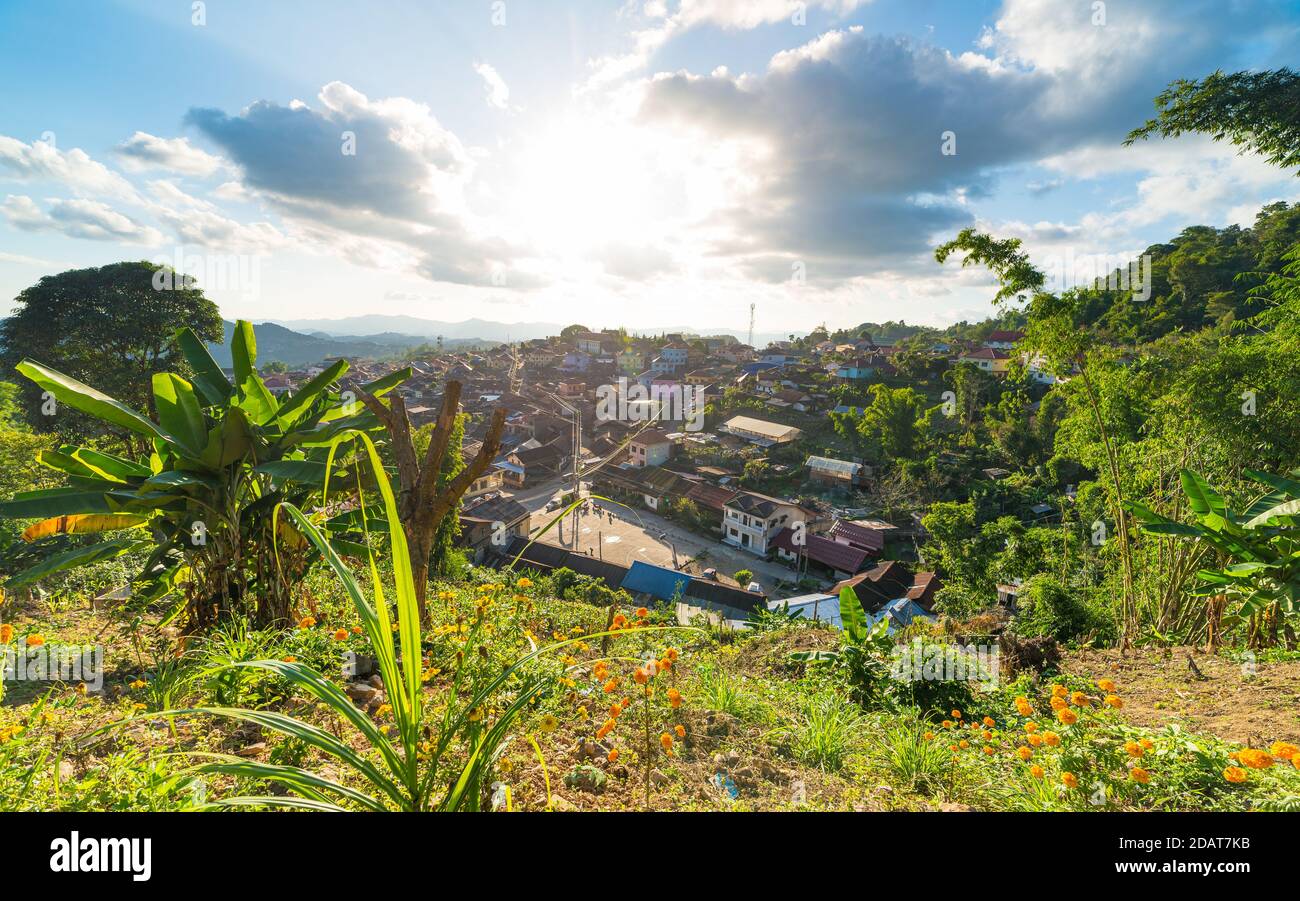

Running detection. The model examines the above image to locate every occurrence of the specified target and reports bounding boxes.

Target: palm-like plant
[1127,469,1300,644]
[148,432,571,811]
[0,321,405,627]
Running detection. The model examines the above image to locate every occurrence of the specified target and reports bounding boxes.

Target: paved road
[507,485,801,598]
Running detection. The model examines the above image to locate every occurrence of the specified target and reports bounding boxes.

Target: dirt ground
[1060,646,1300,745]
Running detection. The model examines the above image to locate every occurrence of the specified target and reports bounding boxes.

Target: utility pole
[748,302,755,348]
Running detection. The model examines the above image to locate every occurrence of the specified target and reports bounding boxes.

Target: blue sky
[2,0,1298,335]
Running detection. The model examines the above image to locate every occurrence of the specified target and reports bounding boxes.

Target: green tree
[1,262,223,439]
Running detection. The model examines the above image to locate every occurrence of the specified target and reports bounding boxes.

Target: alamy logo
[49,831,152,882]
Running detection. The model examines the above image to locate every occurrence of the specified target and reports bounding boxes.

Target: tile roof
[772,529,870,573]
[828,519,886,552]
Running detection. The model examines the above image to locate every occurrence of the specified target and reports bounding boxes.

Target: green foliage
[1010,574,1112,644]
[0,320,406,628]
[0,262,223,438]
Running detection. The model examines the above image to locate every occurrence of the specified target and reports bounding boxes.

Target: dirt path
[1061,646,1300,745]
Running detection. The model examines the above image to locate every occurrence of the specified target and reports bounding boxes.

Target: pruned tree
[359,381,507,620]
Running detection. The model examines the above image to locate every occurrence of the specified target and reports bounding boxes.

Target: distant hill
[271,315,565,343]
[206,321,444,368]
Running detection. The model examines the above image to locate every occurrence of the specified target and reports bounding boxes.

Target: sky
[1,0,1298,336]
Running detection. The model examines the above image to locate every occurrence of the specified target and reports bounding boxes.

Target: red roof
[985,330,1024,342]
[772,529,871,574]
[685,482,741,511]
[828,519,885,553]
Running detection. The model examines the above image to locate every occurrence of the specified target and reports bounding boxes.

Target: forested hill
[822,201,1300,348]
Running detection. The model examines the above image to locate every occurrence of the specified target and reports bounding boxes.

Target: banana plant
[130,430,588,810]
[0,320,408,628]
[1127,469,1300,635]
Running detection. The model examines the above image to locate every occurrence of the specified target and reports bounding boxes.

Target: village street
[508,479,802,597]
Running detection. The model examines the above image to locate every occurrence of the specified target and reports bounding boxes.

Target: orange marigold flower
[1097,678,1116,692]
[1049,695,1068,711]
[923,731,936,741]
[1269,741,1299,761]
[667,687,682,708]
[658,658,672,672]
[333,628,349,641]
[633,667,651,685]
[665,647,679,661]
[1029,765,1044,779]
[982,730,993,741]
[1014,696,1033,715]
[281,656,297,663]
[951,709,962,719]
[1130,767,1150,784]
[1070,691,1089,707]
[982,745,994,756]
[1104,695,1123,709]
[603,678,619,693]
[635,607,649,619]
[1056,708,1078,726]
[982,716,995,727]
[1017,746,1033,761]
[674,724,686,738]
[0,624,13,643]
[1061,772,1079,789]
[1043,731,1061,747]
[1223,765,1248,784]
[1051,684,1068,698]
[1139,738,1153,750]
[1238,749,1274,769]
[1028,734,1043,747]
[949,744,959,752]
[941,720,953,729]
[607,748,619,763]
[1024,721,1038,734]
[297,616,316,629]
[660,733,673,751]
[597,719,616,739]
[1125,741,1143,758]
[25,633,45,647]
[609,703,622,719]
[959,740,969,749]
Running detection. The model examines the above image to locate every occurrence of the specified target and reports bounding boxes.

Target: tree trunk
[360,381,507,622]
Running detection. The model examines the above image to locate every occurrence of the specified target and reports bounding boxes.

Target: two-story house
[722,491,809,556]
[627,429,674,468]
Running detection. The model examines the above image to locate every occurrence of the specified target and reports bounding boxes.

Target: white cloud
[473,62,513,111]
[115,131,224,177]
[2,194,164,245]
[0,136,138,200]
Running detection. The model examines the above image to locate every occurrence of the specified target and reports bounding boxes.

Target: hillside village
[236,321,1068,630]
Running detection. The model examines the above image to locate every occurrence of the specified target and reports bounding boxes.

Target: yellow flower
[375,704,392,718]
[1049,695,1068,711]
[958,740,969,749]
[1061,772,1079,789]
[1014,696,1033,716]
[1055,708,1078,726]
[1130,767,1150,784]
[1051,684,1068,698]
[1070,691,1089,707]
[1016,746,1033,761]
[1104,695,1123,709]
[515,577,533,589]
[467,706,485,722]
[1024,721,1038,734]
[1029,764,1044,779]
[1223,765,1248,784]
[1027,734,1043,747]
[129,679,146,690]
[1043,731,1060,747]
[1097,678,1116,692]
[539,714,559,733]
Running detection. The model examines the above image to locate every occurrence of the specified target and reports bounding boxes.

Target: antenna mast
[748,302,755,347]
